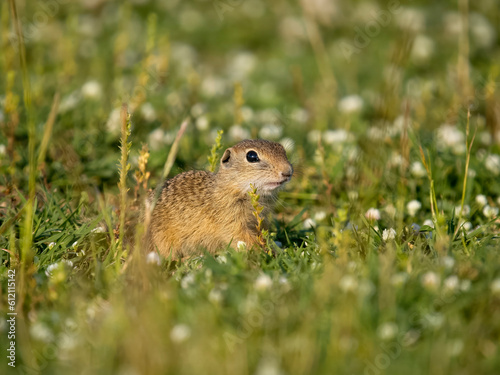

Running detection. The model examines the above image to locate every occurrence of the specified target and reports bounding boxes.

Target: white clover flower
[0,144,6,156]
[208,288,223,303]
[324,129,351,145]
[190,103,206,118]
[483,205,499,219]
[377,322,398,341]
[339,275,358,293]
[338,95,363,114]
[140,102,156,122]
[384,204,396,218]
[390,272,408,287]
[307,130,321,144]
[448,339,464,357]
[146,251,161,266]
[45,263,59,277]
[48,242,56,250]
[382,228,397,241]
[170,324,191,343]
[444,11,462,36]
[30,322,54,343]
[462,222,472,231]
[236,241,247,251]
[303,218,316,229]
[291,108,309,124]
[365,208,381,221]
[259,124,282,140]
[314,211,327,222]
[201,75,226,97]
[254,274,272,291]
[422,219,434,228]
[228,51,257,80]
[407,200,422,216]
[148,129,165,151]
[443,275,459,293]
[460,279,471,292]
[195,116,209,131]
[490,278,500,295]
[410,34,435,64]
[485,154,500,175]
[396,8,425,32]
[421,271,440,291]
[106,108,121,135]
[470,13,496,49]
[454,205,470,216]
[410,161,427,178]
[229,124,250,142]
[441,256,455,270]
[216,255,227,264]
[240,106,254,122]
[475,194,488,207]
[81,80,102,99]
[180,274,195,289]
[437,124,464,150]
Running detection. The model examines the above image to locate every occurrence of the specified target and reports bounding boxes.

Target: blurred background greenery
[1,0,500,374]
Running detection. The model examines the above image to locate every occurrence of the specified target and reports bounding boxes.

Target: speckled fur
[146,139,293,259]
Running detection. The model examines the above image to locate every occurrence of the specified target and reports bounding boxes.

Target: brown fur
[145,139,293,259]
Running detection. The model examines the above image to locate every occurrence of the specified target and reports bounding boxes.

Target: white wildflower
[475,194,488,207]
[146,251,161,266]
[454,205,470,216]
[437,124,464,151]
[323,129,352,145]
[377,322,398,341]
[485,154,500,175]
[195,116,209,131]
[280,137,295,152]
[191,103,206,118]
[180,274,195,289]
[303,218,316,229]
[216,255,227,264]
[48,242,56,250]
[291,108,309,124]
[201,76,226,97]
[228,51,257,80]
[170,324,191,343]
[384,204,396,218]
[410,161,427,178]
[490,278,500,295]
[81,80,102,99]
[462,222,472,231]
[407,200,422,216]
[443,275,459,293]
[441,256,455,270]
[58,91,81,113]
[390,272,408,287]
[30,322,54,343]
[314,211,327,222]
[148,129,165,151]
[382,228,397,241]
[338,95,363,114]
[421,271,440,291]
[470,13,496,49]
[254,274,272,292]
[140,102,156,122]
[106,108,121,135]
[307,129,321,143]
[365,208,381,221]
[241,106,254,122]
[0,144,5,156]
[483,205,499,219]
[460,279,471,292]
[208,288,223,303]
[410,34,434,64]
[236,241,247,251]
[259,124,282,140]
[339,275,358,293]
[422,219,434,228]
[396,8,425,32]
[229,124,250,141]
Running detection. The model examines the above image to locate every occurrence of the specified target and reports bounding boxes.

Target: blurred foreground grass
[1,0,500,374]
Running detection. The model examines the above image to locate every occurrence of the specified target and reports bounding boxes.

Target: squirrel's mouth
[263,178,290,190]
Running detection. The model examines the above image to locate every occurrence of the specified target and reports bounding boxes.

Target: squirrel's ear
[221,148,231,168]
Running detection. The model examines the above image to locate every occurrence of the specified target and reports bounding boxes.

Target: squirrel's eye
[246,150,260,163]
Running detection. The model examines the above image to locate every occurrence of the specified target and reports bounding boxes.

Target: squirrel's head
[218,139,293,196]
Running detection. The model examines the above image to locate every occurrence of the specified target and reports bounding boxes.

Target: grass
[1,0,500,374]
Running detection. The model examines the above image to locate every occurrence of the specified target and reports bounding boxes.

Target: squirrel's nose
[280,167,293,179]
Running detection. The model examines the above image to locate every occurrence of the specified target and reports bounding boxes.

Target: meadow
[1,0,500,374]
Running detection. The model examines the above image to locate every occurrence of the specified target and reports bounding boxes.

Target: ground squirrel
[145,139,293,259]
